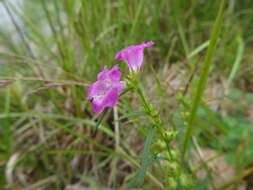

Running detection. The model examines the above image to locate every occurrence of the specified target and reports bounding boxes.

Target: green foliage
[221,88,253,169]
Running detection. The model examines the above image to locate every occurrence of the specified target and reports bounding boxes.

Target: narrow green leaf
[95,109,107,130]
[129,126,154,187]
[188,40,210,59]
[181,0,226,161]
[227,36,244,88]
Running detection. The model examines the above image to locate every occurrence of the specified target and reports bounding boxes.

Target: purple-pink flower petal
[97,66,109,80]
[115,41,155,71]
[87,65,125,113]
[108,65,122,81]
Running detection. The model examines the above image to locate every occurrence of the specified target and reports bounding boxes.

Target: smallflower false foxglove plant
[87,65,125,113]
[115,41,177,186]
[115,41,155,72]
[87,41,177,186]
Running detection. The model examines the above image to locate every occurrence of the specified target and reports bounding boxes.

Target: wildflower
[87,65,125,113]
[115,41,155,72]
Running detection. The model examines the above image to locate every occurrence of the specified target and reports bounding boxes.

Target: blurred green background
[0,0,253,189]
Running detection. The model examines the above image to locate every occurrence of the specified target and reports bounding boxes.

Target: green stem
[135,85,152,113]
[132,77,173,159]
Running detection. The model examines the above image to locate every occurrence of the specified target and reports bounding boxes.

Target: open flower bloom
[87,65,126,113]
[115,41,155,72]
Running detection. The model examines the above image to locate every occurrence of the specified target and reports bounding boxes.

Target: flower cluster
[87,41,154,113]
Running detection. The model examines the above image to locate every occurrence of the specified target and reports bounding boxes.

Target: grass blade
[1,1,35,59]
[227,36,244,89]
[181,0,226,161]
[187,40,210,59]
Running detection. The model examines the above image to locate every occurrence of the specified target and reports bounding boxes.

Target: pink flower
[87,65,126,113]
[115,41,155,72]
